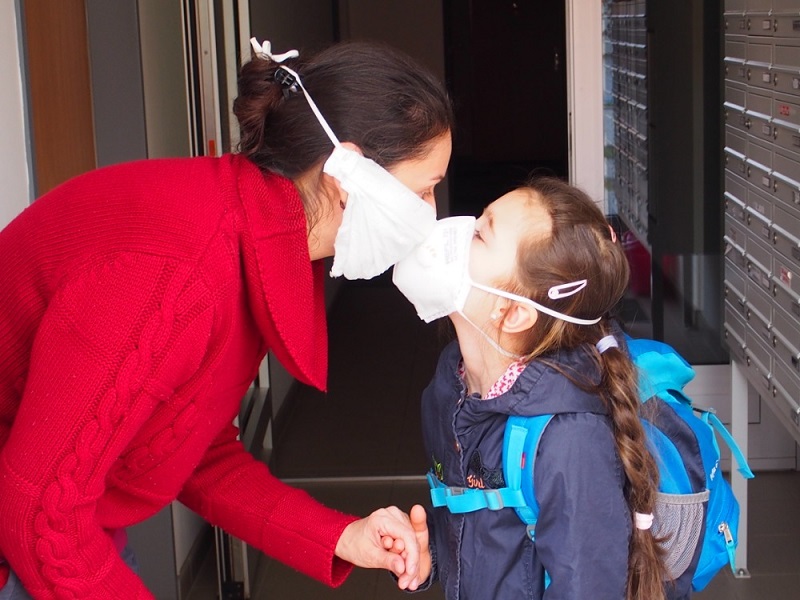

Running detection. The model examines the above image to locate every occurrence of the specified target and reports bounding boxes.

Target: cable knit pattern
[0,155,355,598]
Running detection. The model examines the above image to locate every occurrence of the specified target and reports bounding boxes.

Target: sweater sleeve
[534,413,631,600]
[0,254,212,599]
[177,424,358,587]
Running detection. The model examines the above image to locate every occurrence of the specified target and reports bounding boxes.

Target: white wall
[0,0,32,228]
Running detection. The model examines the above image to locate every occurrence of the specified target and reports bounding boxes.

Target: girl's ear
[498,301,538,334]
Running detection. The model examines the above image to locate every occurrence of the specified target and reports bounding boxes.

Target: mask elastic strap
[470,281,601,326]
[457,311,523,360]
[274,65,341,149]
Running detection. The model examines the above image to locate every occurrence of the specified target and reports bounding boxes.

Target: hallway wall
[0,0,32,228]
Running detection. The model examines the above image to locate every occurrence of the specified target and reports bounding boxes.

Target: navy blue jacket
[421,341,630,600]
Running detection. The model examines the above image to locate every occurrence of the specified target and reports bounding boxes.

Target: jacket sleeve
[0,254,211,599]
[177,424,358,587]
[534,413,631,600]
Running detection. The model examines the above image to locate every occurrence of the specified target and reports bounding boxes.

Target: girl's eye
[473,228,483,241]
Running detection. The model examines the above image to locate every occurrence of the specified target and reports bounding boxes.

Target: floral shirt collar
[458,359,527,400]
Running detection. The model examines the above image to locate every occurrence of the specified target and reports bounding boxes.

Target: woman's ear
[321,171,347,210]
[498,302,538,334]
[339,141,363,155]
[321,142,362,210]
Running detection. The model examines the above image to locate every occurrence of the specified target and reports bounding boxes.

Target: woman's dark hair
[233,41,454,178]
[506,177,668,600]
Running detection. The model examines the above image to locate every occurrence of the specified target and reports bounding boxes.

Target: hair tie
[249,37,299,63]
[634,512,654,530]
[596,335,619,354]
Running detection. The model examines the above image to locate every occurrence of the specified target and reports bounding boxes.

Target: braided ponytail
[597,339,668,600]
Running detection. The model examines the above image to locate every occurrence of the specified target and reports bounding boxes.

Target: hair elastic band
[249,37,299,63]
[596,335,619,354]
[634,512,654,530]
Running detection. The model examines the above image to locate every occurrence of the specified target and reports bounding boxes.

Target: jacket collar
[438,340,607,419]
[234,155,328,391]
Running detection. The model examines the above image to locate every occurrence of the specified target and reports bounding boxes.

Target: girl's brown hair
[508,177,667,600]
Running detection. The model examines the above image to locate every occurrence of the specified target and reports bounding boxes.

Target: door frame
[566,0,605,209]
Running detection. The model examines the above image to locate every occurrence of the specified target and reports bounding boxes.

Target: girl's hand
[409,504,432,584]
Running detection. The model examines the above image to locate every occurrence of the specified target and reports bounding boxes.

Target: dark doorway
[443,0,569,216]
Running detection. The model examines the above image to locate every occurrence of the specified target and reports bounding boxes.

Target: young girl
[392,177,670,599]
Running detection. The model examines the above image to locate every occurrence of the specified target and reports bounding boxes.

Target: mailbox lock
[772,335,777,348]
[747,68,752,81]
[774,73,779,86]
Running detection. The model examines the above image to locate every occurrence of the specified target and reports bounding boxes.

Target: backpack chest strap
[427,471,527,512]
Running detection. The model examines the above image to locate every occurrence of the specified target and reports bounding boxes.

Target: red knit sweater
[0,155,357,598]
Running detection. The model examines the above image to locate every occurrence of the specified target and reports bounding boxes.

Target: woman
[0,39,453,599]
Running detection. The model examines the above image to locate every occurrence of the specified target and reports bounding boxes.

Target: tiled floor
[186,278,799,600]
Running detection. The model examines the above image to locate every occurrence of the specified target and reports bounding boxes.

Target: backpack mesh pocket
[652,490,709,580]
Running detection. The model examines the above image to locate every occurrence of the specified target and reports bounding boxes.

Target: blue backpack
[428,337,754,591]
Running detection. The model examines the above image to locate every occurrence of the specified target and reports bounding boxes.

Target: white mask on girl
[274,61,436,280]
[392,216,601,326]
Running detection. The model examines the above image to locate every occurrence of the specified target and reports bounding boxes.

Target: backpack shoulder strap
[503,414,555,541]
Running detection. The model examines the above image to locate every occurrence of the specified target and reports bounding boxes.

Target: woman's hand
[334,505,422,590]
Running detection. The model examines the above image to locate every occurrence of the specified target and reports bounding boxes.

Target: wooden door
[23,0,96,195]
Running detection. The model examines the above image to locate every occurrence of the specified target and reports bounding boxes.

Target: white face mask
[276,64,436,280]
[392,216,602,326]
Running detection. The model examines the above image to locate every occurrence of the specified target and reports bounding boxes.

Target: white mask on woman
[276,64,436,280]
[392,216,601,326]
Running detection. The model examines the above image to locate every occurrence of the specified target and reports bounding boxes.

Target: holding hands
[334,505,425,590]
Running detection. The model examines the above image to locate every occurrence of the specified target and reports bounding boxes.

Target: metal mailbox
[726,125,749,155]
[745,281,773,343]
[725,146,749,177]
[724,316,748,363]
[771,150,800,212]
[726,258,748,304]
[745,330,773,392]
[774,15,800,40]
[745,153,773,192]
[748,136,774,169]
[771,305,800,376]
[771,269,800,319]
[745,232,773,292]
[771,204,800,267]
